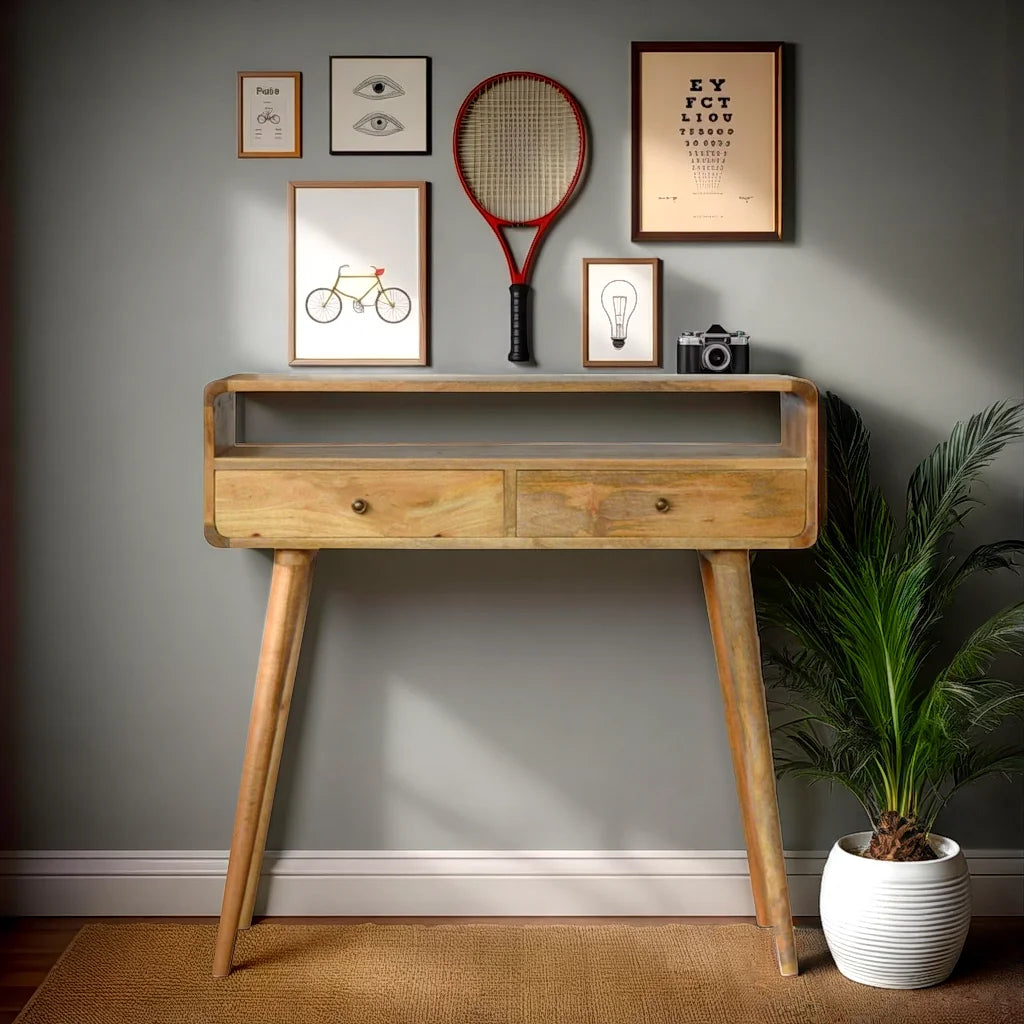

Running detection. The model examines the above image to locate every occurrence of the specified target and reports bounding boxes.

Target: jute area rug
[15,922,1023,1024]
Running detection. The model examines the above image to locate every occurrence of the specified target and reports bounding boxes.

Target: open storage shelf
[204,374,822,549]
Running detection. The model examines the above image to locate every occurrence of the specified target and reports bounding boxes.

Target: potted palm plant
[757,393,1024,989]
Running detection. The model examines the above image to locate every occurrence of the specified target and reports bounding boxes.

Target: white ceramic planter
[819,831,971,989]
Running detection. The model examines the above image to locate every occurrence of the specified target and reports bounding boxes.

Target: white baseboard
[1,849,1020,917]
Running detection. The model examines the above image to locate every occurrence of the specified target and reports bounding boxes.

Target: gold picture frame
[288,181,429,366]
[631,42,782,241]
[237,71,302,158]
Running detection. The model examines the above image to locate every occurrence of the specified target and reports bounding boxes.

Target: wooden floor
[0,916,1017,1023]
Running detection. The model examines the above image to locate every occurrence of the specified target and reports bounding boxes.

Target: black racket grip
[508,283,531,363]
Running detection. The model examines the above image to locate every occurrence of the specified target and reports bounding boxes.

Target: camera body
[677,324,750,374]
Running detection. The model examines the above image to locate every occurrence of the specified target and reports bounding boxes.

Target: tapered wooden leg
[213,549,317,978]
[698,549,797,977]
[698,553,770,928]
[237,551,316,930]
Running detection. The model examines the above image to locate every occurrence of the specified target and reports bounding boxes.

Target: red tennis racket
[453,72,587,363]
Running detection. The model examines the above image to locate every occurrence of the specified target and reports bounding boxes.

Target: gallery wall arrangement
[237,43,782,368]
[10,0,1021,951]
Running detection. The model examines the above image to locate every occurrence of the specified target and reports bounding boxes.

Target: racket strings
[457,75,582,224]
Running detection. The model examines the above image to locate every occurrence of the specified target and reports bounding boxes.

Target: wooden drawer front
[516,470,807,539]
[216,470,505,539]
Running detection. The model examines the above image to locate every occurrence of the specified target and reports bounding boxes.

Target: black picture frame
[329,55,432,156]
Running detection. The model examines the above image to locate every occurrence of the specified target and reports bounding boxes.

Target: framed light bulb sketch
[237,71,301,158]
[631,42,783,241]
[330,56,431,155]
[289,181,428,366]
[582,258,661,367]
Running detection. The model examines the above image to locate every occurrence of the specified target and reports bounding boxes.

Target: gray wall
[10,0,1022,855]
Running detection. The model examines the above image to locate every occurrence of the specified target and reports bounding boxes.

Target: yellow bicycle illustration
[305,265,412,324]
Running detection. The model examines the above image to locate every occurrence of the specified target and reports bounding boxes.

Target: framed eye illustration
[330,56,431,155]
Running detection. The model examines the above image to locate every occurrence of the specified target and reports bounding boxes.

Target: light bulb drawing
[600,280,638,349]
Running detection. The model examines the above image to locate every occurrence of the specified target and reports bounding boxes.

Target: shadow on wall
[232,387,1024,863]
[0,1,15,853]
[263,547,743,855]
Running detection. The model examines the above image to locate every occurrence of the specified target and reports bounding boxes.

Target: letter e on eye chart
[330,56,431,154]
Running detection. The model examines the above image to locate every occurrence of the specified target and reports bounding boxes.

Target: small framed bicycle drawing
[582,258,661,367]
[237,71,301,158]
[289,181,428,365]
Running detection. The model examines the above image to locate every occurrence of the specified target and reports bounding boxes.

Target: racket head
[453,71,586,243]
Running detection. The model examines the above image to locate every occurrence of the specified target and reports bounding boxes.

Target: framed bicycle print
[582,258,661,367]
[631,42,782,241]
[237,71,301,158]
[289,181,428,366]
[330,56,431,155]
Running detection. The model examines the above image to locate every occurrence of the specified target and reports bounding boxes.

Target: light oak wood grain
[210,535,818,550]
[699,554,768,927]
[203,374,823,978]
[213,442,804,466]
[205,374,818,395]
[213,550,316,978]
[782,388,825,537]
[699,549,798,976]
[203,375,822,550]
[215,470,506,540]
[516,470,807,539]
[238,553,317,930]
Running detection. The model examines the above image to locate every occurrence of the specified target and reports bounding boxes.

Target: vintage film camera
[677,324,750,374]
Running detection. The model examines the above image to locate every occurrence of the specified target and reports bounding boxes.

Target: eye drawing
[353,112,406,137]
[352,75,405,100]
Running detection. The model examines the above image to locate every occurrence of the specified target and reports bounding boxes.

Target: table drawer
[516,470,807,539]
[215,470,505,539]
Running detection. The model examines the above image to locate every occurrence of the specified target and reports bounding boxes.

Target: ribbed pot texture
[819,831,971,989]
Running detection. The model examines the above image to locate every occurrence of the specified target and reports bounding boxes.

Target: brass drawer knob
[351,498,369,514]
[655,497,671,513]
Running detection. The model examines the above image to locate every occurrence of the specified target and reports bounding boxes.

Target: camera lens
[701,342,732,372]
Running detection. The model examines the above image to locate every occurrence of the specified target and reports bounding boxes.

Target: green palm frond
[819,392,895,559]
[759,393,1024,836]
[933,540,1024,614]
[773,719,879,822]
[762,647,850,725]
[932,677,1024,732]
[942,602,1024,682]
[923,745,1024,828]
[951,745,1024,786]
[966,687,1024,731]
[905,401,1024,556]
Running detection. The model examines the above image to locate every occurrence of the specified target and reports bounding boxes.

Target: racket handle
[508,284,531,363]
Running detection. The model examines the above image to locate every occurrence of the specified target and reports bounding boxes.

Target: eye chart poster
[634,45,781,239]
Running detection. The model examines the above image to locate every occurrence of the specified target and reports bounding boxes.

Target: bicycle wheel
[375,287,411,324]
[269,114,280,125]
[305,288,341,323]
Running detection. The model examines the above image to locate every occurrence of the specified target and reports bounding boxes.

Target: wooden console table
[203,374,823,978]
